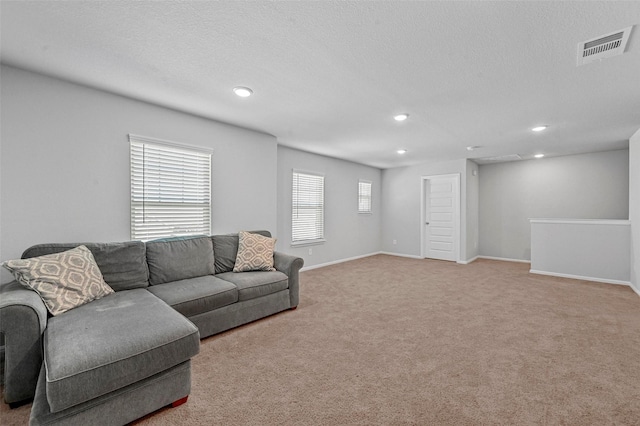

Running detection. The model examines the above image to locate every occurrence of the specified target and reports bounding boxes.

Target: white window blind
[358,180,372,214]
[292,171,324,243]
[130,135,212,241]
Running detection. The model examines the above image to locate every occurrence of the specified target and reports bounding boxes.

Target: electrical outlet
[393,239,397,245]
[308,248,313,255]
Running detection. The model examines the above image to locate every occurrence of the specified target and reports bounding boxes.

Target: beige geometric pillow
[233,231,277,272]
[2,245,114,316]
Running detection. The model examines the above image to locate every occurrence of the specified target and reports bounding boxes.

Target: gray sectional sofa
[0,231,303,425]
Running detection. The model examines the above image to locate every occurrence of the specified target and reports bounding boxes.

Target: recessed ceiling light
[531,125,548,132]
[534,154,545,158]
[233,86,253,97]
[397,149,407,154]
[466,146,482,151]
[394,113,409,122]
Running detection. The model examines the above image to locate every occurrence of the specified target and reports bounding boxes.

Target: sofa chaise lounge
[0,230,303,425]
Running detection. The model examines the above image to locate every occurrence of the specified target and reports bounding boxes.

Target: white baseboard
[529,269,631,287]
[477,255,531,264]
[379,251,423,260]
[300,252,382,272]
[630,283,640,297]
[458,256,479,265]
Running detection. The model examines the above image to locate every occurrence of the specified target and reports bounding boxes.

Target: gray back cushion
[212,230,271,274]
[22,242,149,291]
[146,236,215,285]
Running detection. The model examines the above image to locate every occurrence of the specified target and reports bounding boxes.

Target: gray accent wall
[630,129,640,294]
[276,146,382,269]
[479,149,630,261]
[0,65,278,283]
[380,158,478,262]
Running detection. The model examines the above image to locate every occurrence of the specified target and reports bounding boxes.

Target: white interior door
[423,175,459,261]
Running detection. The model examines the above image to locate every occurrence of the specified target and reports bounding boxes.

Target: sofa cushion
[146,236,215,285]
[43,288,199,412]
[212,230,272,274]
[216,271,288,301]
[147,275,238,318]
[21,241,149,291]
[233,231,277,272]
[3,245,114,316]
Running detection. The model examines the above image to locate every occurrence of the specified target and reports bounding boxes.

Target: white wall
[1,65,278,283]
[530,219,630,284]
[276,146,382,268]
[479,149,629,261]
[630,129,640,295]
[381,158,475,261]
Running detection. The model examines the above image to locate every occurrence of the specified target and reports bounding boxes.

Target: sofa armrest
[273,252,304,308]
[0,281,47,405]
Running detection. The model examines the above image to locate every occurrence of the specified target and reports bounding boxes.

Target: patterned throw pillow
[233,231,277,272]
[2,245,114,316]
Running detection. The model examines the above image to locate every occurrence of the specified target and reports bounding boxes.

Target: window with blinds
[130,135,212,241]
[292,170,325,243]
[358,180,372,214]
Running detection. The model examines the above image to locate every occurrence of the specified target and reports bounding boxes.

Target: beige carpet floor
[2,256,640,425]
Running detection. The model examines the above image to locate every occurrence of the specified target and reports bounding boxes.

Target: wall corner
[629,128,640,295]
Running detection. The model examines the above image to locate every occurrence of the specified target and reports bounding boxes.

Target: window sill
[290,239,326,248]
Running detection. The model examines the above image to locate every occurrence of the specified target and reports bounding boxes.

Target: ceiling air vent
[577,26,633,66]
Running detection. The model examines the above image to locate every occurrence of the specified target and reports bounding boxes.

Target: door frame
[420,173,461,261]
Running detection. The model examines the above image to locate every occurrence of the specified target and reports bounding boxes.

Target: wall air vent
[577,26,633,66]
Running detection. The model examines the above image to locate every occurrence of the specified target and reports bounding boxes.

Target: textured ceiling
[2,1,639,168]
